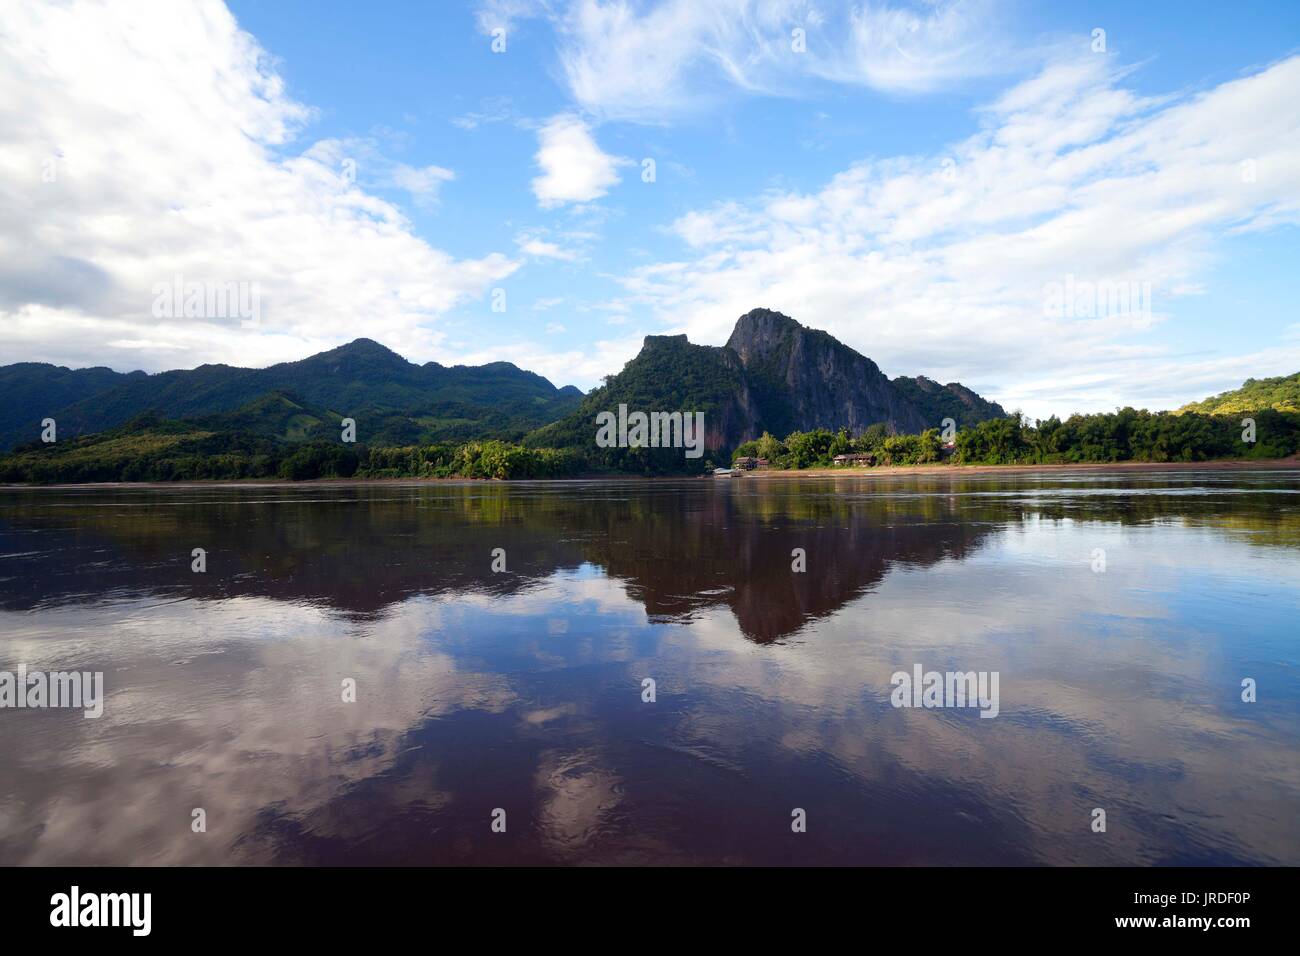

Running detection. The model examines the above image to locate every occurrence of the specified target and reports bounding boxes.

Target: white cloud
[107,338,190,352]
[531,113,628,207]
[389,163,456,206]
[487,0,1019,123]
[830,0,1012,93]
[476,0,554,35]
[610,53,1300,416]
[516,233,581,260]
[303,138,456,209]
[453,332,648,388]
[450,95,518,130]
[0,0,517,372]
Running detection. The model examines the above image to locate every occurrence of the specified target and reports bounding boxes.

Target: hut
[832,453,875,467]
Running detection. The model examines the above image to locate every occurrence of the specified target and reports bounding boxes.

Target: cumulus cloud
[531,114,628,207]
[516,232,581,261]
[0,0,517,371]
[452,332,648,390]
[608,53,1300,416]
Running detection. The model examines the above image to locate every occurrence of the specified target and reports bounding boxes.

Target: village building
[832,453,875,467]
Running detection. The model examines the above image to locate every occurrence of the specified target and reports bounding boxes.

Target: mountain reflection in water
[0,472,1297,865]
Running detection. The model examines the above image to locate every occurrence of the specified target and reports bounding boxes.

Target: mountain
[0,363,140,450]
[0,407,277,484]
[2,390,387,483]
[0,340,582,450]
[186,391,344,442]
[530,308,1006,460]
[1177,372,1300,415]
[891,375,1009,428]
[725,309,929,436]
[1,311,1007,465]
[524,333,762,470]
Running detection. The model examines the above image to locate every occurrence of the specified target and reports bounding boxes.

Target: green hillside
[4,326,1297,484]
[0,412,281,483]
[891,375,1009,428]
[1178,372,1300,415]
[185,390,342,441]
[524,334,743,473]
[0,363,137,449]
[0,339,582,451]
[0,388,584,483]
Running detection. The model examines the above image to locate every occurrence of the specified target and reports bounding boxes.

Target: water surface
[1,471,1297,865]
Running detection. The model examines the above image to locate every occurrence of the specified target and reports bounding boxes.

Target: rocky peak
[642,333,691,350]
[724,308,803,364]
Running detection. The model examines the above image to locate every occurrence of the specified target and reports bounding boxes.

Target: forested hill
[1177,372,1300,415]
[0,338,582,451]
[529,309,1007,460]
[891,376,1009,428]
[3,319,1296,483]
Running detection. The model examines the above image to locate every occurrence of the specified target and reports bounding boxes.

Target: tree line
[732,408,1299,469]
[2,408,1295,483]
[0,434,583,483]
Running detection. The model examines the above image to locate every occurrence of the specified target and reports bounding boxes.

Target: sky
[1,0,1298,418]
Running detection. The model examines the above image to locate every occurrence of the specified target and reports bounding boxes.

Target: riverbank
[4,456,1299,489]
[742,456,1300,480]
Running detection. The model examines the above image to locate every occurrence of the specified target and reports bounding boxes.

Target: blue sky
[3,0,1299,417]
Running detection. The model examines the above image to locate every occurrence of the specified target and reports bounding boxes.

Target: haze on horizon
[2,0,1298,421]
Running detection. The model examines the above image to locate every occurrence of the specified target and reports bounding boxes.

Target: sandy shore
[742,456,1300,479]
